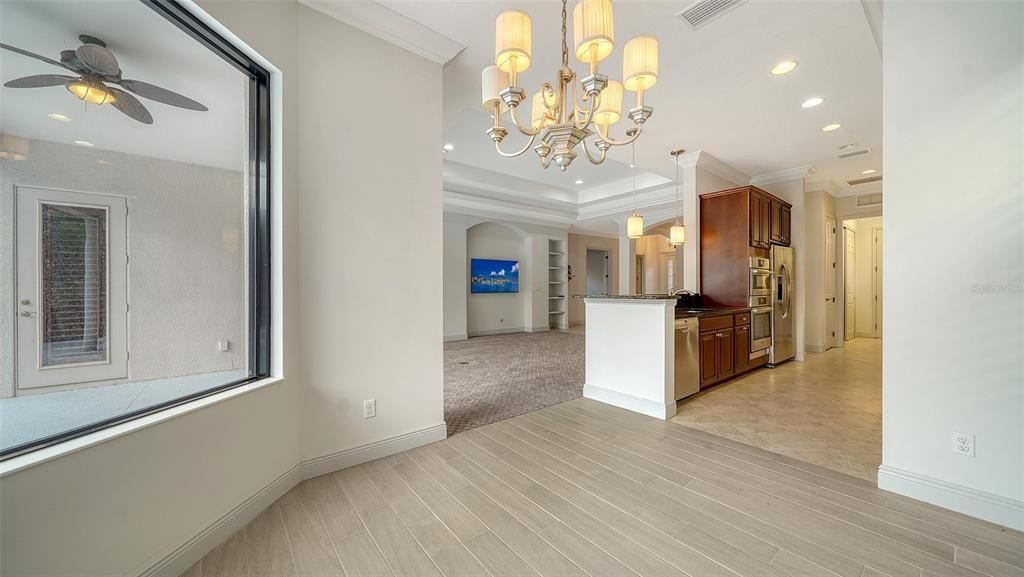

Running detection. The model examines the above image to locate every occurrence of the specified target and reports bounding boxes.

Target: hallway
[672,338,882,481]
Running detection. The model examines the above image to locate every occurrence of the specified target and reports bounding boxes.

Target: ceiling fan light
[623,35,658,91]
[594,80,623,126]
[670,221,686,246]
[573,0,614,63]
[66,80,115,105]
[495,10,532,74]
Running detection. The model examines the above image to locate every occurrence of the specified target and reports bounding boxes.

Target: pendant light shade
[481,65,510,113]
[593,80,623,126]
[670,221,685,246]
[531,91,550,130]
[623,35,659,91]
[627,210,644,239]
[573,0,614,63]
[495,10,532,74]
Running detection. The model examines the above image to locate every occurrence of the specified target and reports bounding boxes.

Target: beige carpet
[444,331,584,436]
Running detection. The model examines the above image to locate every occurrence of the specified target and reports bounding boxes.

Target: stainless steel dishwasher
[674,316,700,400]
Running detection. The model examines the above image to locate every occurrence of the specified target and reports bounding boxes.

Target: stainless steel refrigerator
[770,245,795,365]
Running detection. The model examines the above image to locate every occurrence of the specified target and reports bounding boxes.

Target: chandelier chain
[561,0,569,68]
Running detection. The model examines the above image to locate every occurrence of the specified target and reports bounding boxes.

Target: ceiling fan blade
[4,74,75,88]
[76,44,119,76]
[108,87,153,124]
[0,42,70,70]
[116,78,208,111]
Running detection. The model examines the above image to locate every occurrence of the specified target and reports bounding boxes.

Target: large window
[0,0,270,459]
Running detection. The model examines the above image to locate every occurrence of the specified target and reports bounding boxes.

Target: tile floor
[671,337,882,482]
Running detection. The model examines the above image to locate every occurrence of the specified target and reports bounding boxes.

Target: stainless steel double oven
[749,257,773,358]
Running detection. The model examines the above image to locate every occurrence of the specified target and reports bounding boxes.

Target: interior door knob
[21,311,37,317]
[20,299,30,305]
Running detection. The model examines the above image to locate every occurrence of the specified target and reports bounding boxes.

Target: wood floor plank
[392,459,489,542]
[405,444,472,491]
[181,561,203,577]
[444,454,558,533]
[403,514,491,577]
[464,531,541,577]
[278,483,345,576]
[537,522,640,577]
[244,504,297,576]
[333,530,395,577]
[198,530,249,577]
[363,456,435,525]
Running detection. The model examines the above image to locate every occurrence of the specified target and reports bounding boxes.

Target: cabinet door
[734,325,750,373]
[718,328,735,379]
[780,205,792,245]
[760,197,771,247]
[749,194,761,249]
[770,200,783,243]
[700,331,719,388]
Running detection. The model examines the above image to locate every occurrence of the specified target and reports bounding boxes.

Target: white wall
[852,216,882,338]
[0,139,246,399]
[635,234,674,294]
[880,0,1024,529]
[467,222,525,334]
[568,232,619,325]
[0,0,447,573]
[802,189,836,352]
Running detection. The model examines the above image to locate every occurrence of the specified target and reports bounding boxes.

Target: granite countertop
[573,294,681,300]
[674,307,751,318]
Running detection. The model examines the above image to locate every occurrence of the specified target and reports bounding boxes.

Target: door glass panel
[40,203,108,367]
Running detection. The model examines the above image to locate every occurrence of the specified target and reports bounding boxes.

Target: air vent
[837,147,871,159]
[679,0,747,29]
[856,193,883,207]
[847,175,882,186]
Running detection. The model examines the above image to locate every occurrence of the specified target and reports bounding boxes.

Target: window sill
[0,375,285,478]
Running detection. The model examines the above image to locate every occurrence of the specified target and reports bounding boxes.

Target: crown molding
[577,184,679,220]
[805,177,845,197]
[444,191,576,227]
[298,0,464,65]
[750,165,816,186]
[694,151,750,186]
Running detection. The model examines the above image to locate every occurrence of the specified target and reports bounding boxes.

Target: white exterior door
[824,216,836,349]
[16,186,128,390]
[844,227,856,340]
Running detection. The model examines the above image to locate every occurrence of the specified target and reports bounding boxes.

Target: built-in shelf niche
[547,238,567,330]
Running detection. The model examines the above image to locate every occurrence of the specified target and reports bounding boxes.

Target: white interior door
[586,249,609,295]
[873,227,883,338]
[16,186,128,390]
[824,216,836,349]
[844,227,856,340]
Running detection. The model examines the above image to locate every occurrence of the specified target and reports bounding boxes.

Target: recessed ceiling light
[770,60,798,76]
[821,123,842,132]
[801,97,824,108]
[575,179,584,185]
[861,169,876,175]
[839,143,858,150]
[74,140,94,147]
[48,113,71,122]
[442,143,454,152]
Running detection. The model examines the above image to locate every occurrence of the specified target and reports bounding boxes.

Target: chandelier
[481,0,659,171]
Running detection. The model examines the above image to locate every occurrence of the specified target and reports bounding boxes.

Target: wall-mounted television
[470,258,520,294]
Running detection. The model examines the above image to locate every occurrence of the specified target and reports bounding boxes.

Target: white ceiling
[382,0,883,199]
[0,0,245,171]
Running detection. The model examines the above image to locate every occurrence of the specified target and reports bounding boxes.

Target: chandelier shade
[573,0,614,64]
[495,10,532,75]
[670,221,686,246]
[593,80,622,126]
[623,35,659,91]
[481,65,510,112]
[531,91,551,130]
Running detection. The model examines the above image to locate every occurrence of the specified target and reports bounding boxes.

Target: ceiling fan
[1,35,208,125]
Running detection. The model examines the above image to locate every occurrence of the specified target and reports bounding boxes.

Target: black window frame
[1,0,272,461]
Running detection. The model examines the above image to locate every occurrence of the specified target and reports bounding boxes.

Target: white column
[617,220,636,295]
[682,163,699,292]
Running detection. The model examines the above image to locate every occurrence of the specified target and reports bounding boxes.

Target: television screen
[470,258,520,294]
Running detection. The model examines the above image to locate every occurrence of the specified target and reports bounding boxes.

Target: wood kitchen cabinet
[734,324,751,373]
[770,200,792,246]
[749,193,771,249]
[699,331,719,388]
[698,312,758,390]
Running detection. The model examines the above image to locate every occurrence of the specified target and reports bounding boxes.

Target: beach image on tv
[470,258,520,293]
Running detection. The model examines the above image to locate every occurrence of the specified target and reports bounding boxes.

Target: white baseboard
[878,465,1024,531]
[299,422,447,480]
[855,331,877,338]
[467,327,525,337]
[141,464,302,577]
[142,423,447,577]
[583,384,676,420]
[526,325,550,333]
[444,333,467,342]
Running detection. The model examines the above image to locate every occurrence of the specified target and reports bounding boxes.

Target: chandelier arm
[494,132,538,157]
[581,137,607,165]
[597,123,644,147]
[574,90,602,131]
[508,104,544,137]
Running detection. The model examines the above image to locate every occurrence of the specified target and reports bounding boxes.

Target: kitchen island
[580,295,680,419]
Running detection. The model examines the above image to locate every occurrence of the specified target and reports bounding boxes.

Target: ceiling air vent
[679,0,747,29]
[856,193,883,207]
[837,147,871,159]
[847,175,883,186]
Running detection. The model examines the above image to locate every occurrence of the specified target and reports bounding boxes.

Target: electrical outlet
[363,399,376,419]
[952,432,975,457]
[217,340,230,352]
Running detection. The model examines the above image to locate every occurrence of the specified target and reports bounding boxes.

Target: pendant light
[626,138,644,239]
[669,149,686,246]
